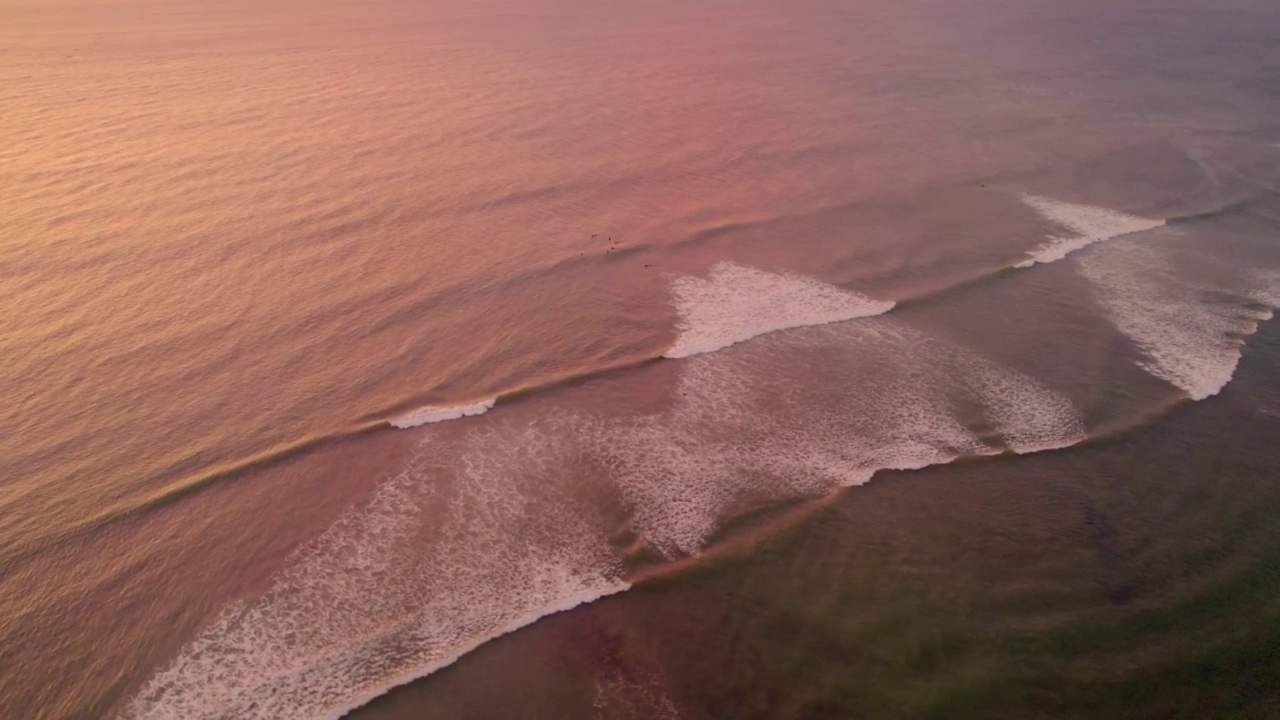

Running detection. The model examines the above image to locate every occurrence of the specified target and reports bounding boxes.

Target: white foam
[603,319,1083,558]
[119,433,629,720]
[124,273,1104,720]
[959,355,1087,454]
[390,398,496,428]
[663,261,894,359]
[123,299,1096,719]
[1014,194,1166,268]
[1077,241,1278,400]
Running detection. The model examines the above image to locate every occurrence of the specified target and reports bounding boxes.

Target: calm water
[2,0,1279,718]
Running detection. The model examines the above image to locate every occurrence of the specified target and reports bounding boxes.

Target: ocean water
[2,0,1280,717]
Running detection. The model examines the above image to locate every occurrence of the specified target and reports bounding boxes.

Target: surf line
[385,191,1264,432]
[384,264,898,429]
[1009,192,1270,271]
[119,244,1280,720]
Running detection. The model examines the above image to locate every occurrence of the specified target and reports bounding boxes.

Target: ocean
[3,0,1280,717]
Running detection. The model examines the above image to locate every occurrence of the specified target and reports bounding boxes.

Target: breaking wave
[120,203,1279,720]
[119,434,631,720]
[118,315,1090,720]
[1077,238,1279,400]
[663,261,895,358]
[1015,194,1167,268]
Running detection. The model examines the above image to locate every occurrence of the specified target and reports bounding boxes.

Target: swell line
[0,422,387,566]
[375,193,1273,427]
[116,218,1280,720]
[20,194,1259,561]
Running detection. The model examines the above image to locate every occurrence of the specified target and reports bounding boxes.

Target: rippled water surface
[3,0,1280,717]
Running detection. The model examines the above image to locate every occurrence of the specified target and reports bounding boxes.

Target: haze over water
[3,0,1280,718]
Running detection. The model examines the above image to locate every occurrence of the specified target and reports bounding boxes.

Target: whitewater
[119,196,1280,720]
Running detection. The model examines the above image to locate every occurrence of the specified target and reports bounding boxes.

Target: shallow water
[2,0,1279,718]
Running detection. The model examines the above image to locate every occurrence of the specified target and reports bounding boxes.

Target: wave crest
[663,261,894,358]
[1015,194,1166,268]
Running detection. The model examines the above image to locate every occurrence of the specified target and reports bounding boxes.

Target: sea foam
[132,247,1280,720]
[604,319,1084,557]
[121,307,1088,720]
[119,223,1280,720]
[390,398,497,428]
[1015,194,1166,268]
[663,261,894,358]
[1078,240,1279,400]
[119,433,630,720]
